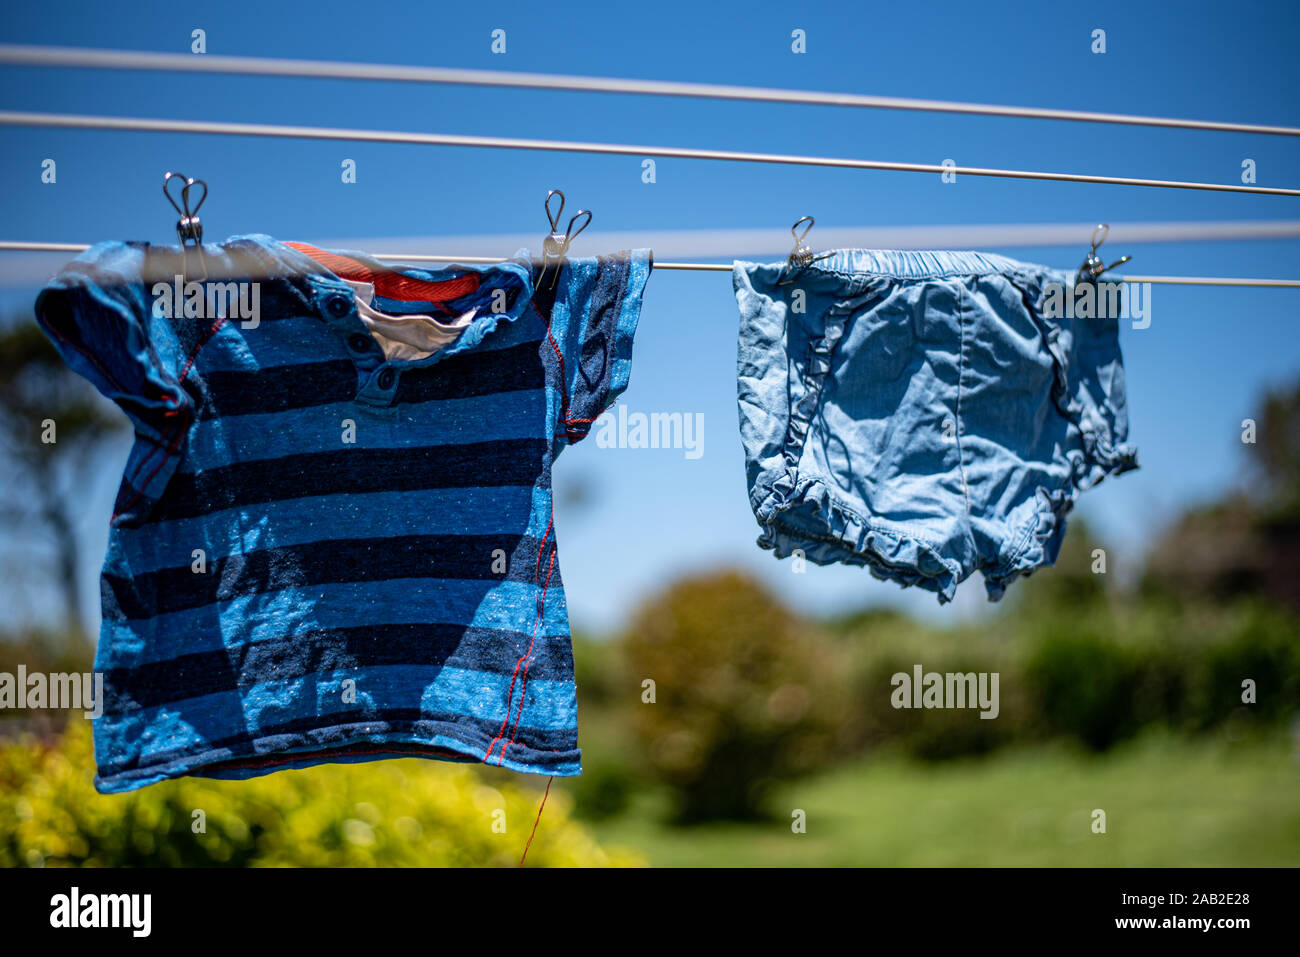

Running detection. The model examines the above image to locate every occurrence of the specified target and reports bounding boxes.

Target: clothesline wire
[2,111,1297,198]
[1,43,1298,139]
[9,216,1300,252]
[647,265,1300,286]
[2,242,1297,287]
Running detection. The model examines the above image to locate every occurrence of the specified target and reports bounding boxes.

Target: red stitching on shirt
[174,316,225,382]
[112,315,227,522]
[561,398,620,437]
[112,418,183,523]
[498,547,556,765]
[483,511,554,764]
[483,284,587,766]
[121,314,225,486]
[545,329,572,429]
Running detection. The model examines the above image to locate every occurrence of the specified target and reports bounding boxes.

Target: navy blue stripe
[104,532,553,619]
[151,437,547,522]
[100,622,572,712]
[395,339,545,405]
[97,713,577,777]
[198,359,355,419]
[195,340,545,419]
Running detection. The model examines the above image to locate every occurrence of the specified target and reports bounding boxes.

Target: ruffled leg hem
[751,474,965,604]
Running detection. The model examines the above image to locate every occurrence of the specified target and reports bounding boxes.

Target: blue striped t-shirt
[35,234,651,792]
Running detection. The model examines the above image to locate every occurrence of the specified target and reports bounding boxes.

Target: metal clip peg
[1076,223,1131,286]
[164,170,209,282]
[777,216,832,285]
[538,189,591,291]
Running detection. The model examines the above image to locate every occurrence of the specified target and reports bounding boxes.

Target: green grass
[581,731,1300,866]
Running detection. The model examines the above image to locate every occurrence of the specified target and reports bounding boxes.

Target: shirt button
[348,333,372,353]
[377,368,396,390]
[326,295,352,318]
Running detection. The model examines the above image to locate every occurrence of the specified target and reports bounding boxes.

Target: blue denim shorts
[734,249,1138,603]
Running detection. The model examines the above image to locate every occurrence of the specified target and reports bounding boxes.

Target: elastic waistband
[805,248,1041,280]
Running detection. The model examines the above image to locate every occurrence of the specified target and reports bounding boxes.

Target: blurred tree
[0,318,124,649]
[620,569,840,823]
[1143,379,1300,610]
[1142,496,1264,602]
[1254,380,1300,520]
[1252,382,1300,609]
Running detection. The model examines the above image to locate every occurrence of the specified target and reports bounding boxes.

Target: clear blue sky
[1,0,1298,633]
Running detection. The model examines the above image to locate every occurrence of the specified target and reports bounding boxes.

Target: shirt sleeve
[541,248,652,455]
[34,241,197,524]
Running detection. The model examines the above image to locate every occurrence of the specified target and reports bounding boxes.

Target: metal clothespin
[164,170,209,282]
[1076,224,1131,286]
[777,216,833,285]
[537,189,591,291]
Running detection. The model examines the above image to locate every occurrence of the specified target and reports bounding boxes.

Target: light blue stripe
[112,485,554,573]
[100,577,571,664]
[98,665,577,759]
[178,389,547,473]
[611,254,651,402]
[202,316,349,369]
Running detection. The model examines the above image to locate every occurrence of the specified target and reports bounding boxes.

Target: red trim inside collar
[287,241,481,303]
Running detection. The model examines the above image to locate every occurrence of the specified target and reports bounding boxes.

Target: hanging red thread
[518,776,554,867]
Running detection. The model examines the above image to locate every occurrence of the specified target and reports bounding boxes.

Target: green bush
[1023,627,1147,751]
[620,569,842,822]
[0,721,641,867]
[854,653,1019,761]
[1185,601,1300,730]
[830,611,1021,761]
[1021,598,1300,751]
[565,758,636,821]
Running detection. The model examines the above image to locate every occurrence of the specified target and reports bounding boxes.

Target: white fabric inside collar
[343,278,473,361]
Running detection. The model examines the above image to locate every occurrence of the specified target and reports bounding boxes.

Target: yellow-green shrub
[0,721,641,868]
